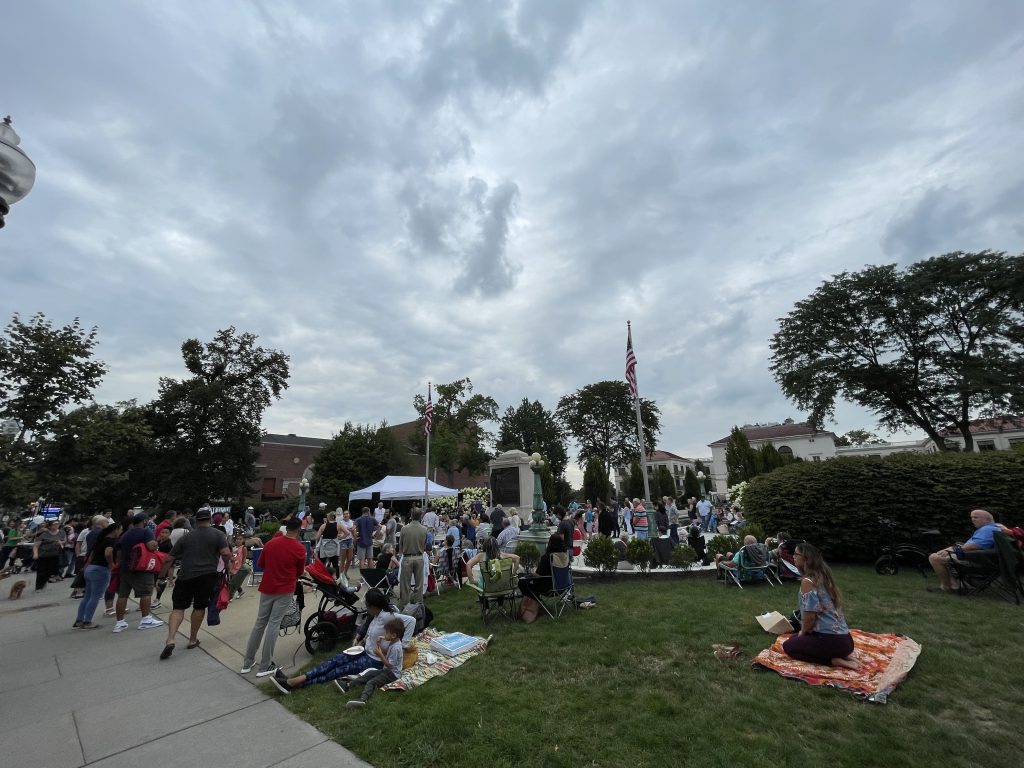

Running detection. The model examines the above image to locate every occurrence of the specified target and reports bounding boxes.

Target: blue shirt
[446,525,461,547]
[966,523,1001,550]
[798,580,850,635]
[355,515,376,545]
[118,526,154,568]
[696,500,712,516]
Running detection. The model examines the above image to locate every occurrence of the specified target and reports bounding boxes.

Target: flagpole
[423,382,431,510]
[627,321,653,504]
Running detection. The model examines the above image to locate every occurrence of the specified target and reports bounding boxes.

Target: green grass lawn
[278,568,1024,768]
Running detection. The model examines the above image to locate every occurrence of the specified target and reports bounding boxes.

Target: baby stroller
[299,558,365,655]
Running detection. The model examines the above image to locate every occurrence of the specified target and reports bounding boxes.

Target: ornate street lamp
[298,477,310,517]
[696,470,706,498]
[0,117,36,229]
[517,451,551,559]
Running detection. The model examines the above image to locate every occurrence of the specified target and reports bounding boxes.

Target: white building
[611,450,711,498]
[834,438,937,458]
[708,421,838,491]
[938,416,1024,452]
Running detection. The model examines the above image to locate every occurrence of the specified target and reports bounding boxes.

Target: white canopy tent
[347,475,458,504]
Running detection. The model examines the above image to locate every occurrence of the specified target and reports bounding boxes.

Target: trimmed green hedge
[742,452,1024,560]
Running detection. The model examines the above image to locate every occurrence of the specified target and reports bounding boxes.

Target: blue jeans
[304,651,378,686]
[700,514,710,532]
[77,565,111,624]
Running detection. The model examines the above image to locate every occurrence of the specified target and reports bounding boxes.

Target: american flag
[424,384,433,437]
[625,323,638,399]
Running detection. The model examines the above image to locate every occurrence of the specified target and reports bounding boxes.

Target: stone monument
[488,450,534,513]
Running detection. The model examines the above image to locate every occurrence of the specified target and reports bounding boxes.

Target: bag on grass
[518,596,540,624]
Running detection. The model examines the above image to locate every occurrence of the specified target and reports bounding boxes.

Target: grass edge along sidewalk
[276,566,1024,768]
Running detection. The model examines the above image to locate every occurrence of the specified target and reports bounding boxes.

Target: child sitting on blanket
[339,617,405,707]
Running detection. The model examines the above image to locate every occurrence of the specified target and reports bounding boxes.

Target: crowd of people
[3,493,1009,689]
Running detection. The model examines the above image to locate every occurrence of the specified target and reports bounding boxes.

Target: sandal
[712,642,742,661]
[186,640,201,649]
[160,643,175,660]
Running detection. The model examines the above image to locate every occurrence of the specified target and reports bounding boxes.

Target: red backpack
[129,542,165,573]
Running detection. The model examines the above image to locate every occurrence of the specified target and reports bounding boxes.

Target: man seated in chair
[927,509,1001,595]
[716,535,769,575]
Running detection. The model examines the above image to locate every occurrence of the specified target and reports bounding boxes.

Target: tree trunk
[958,425,975,453]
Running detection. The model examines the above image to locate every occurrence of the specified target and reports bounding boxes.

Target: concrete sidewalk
[0,576,370,768]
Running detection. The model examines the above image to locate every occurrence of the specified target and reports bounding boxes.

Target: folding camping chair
[719,545,779,589]
[247,547,264,587]
[359,567,396,599]
[539,554,576,619]
[992,530,1024,605]
[469,557,518,623]
[953,532,1024,604]
[948,548,1001,598]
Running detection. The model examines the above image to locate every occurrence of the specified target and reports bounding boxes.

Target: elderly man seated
[927,509,1002,595]
[715,534,769,574]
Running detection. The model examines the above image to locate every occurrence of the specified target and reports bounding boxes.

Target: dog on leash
[9,580,27,600]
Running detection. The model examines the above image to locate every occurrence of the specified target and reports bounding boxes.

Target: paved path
[0,575,370,768]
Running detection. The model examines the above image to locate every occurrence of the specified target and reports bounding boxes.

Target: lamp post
[696,470,706,498]
[517,451,550,559]
[0,117,36,229]
[298,477,310,517]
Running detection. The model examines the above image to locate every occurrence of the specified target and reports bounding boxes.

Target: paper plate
[344,645,364,656]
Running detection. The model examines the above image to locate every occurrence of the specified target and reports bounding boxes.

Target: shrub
[514,541,540,573]
[742,452,1024,560]
[583,534,618,576]
[705,534,741,559]
[669,544,697,570]
[739,522,766,544]
[257,521,280,537]
[625,538,655,574]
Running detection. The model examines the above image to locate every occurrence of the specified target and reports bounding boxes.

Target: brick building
[253,421,489,502]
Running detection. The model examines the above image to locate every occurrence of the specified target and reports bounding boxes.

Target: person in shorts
[113,512,164,633]
[158,508,231,659]
[354,507,379,568]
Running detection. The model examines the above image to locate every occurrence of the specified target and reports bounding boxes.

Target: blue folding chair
[539,556,576,619]
[248,547,264,586]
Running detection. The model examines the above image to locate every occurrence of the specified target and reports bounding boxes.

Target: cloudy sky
[3,1,1023,482]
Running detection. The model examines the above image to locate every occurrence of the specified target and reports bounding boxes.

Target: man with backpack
[113,512,163,633]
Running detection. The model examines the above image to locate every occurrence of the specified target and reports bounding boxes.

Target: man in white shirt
[374,502,385,525]
[696,497,713,532]
[422,507,439,533]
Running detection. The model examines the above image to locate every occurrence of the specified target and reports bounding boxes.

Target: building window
[977,440,996,452]
[811,455,821,462]
[778,446,794,458]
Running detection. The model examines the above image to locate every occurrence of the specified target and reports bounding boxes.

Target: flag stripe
[424,386,433,436]
[625,326,638,399]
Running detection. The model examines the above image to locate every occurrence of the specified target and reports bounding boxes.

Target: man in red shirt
[240,517,307,677]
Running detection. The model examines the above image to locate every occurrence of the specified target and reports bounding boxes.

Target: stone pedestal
[488,450,534,515]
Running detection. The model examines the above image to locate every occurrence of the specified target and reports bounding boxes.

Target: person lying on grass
[781,543,859,671]
[271,588,414,694]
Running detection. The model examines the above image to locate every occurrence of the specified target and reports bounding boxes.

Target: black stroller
[299,559,365,655]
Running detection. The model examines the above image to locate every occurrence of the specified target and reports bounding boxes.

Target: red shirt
[257,535,307,595]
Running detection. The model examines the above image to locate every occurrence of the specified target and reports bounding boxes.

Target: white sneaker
[138,615,164,629]
[113,620,129,633]
[255,665,279,678]
[240,664,254,674]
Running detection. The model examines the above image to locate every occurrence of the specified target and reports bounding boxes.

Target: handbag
[518,596,540,624]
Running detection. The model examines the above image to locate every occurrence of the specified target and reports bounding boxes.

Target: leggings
[782,632,855,666]
[303,651,378,686]
[35,555,60,589]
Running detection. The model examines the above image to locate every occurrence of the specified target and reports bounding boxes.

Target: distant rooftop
[262,433,331,448]
[938,416,1024,436]
[709,421,837,446]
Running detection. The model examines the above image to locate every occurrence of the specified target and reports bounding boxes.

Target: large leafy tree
[146,327,289,506]
[495,398,568,480]
[410,378,498,486]
[38,401,153,514]
[582,456,610,504]
[311,421,408,506]
[556,380,660,475]
[770,251,1024,451]
[656,465,677,500]
[682,466,701,499]
[725,426,759,486]
[0,313,106,461]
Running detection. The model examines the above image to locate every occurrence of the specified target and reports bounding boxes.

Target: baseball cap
[246,506,254,511]
[131,512,149,523]
[284,517,302,530]
[195,509,212,521]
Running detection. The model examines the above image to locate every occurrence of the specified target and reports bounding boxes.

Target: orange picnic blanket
[752,629,921,704]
